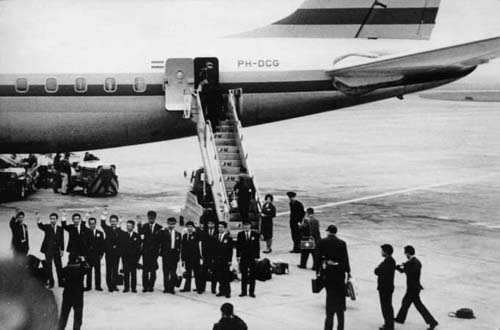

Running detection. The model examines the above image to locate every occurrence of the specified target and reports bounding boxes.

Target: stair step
[223,174,240,182]
[216,146,240,153]
[220,159,242,168]
[224,181,237,190]
[213,132,236,140]
[218,153,241,161]
[215,126,234,133]
[218,120,231,126]
[215,139,237,146]
[221,166,241,175]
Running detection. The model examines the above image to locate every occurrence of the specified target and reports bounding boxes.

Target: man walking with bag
[298,208,320,270]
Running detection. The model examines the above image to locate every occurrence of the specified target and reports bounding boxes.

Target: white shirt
[170,230,175,249]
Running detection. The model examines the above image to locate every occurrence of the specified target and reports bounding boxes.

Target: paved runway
[1,95,500,329]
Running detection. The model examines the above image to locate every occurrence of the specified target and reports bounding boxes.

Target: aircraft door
[164,58,194,111]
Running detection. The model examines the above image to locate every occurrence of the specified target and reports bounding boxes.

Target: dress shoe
[132,289,137,293]
[197,291,204,294]
[394,318,404,324]
[225,294,230,298]
[297,265,306,269]
[142,288,149,293]
[83,287,91,291]
[180,288,191,292]
[263,249,271,254]
[123,289,129,293]
[216,293,225,297]
[96,287,103,291]
[249,293,256,298]
[427,322,438,330]
[239,293,247,297]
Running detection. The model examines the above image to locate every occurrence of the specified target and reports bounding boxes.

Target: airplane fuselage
[0,38,475,153]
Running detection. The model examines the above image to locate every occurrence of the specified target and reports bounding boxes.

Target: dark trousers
[325,288,345,330]
[162,258,178,291]
[183,259,202,291]
[379,290,394,329]
[85,256,101,289]
[123,260,137,291]
[105,253,120,290]
[38,166,48,188]
[300,248,318,269]
[238,198,250,221]
[58,298,83,330]
[215,259,231,296]
[396,290,437,325]
[142,269,157,290]
[45,252,63,286]
[240,259,256,295]
[290,224,301,251]
[203,258,216,293]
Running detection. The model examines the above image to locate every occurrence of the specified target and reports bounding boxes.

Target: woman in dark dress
[260,194,276,253]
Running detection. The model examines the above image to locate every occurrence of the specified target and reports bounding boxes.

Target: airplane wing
[326,36,500,89]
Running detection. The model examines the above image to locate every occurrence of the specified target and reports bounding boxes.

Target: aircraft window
[104,77,117,93]
[15,78,29,93]
[133,77,146,92]
[45,78,58,93]
[75,77,87,93]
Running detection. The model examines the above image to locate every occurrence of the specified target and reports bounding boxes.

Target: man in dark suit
[100,213,122,292]
[201,218,219,294]
[316,225,351,330]
[83,217,104,291]
[213,303,248,330]
[287,191,305,253]
[375,244,396,330]
[298,208,321,270]
[159,217,182,294]
[237,221,260,298]
[181,221,203,293]
[61,212,87,260]
[58,256,89,330]
[37,212,64,288]
[137,210,162,292]
[214,221,233,298]
[395,245,438,330]
[120,220,142,293]
[9,210,29,256]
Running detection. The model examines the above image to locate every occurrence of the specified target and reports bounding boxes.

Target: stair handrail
[227,89,263,217]
[194,91,230,222]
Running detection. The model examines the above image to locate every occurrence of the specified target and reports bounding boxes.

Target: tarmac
[1,95,500,330]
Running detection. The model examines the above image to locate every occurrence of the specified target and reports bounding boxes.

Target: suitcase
[271,262,289,275]
[312,276,324,293]
[255,258,272,281]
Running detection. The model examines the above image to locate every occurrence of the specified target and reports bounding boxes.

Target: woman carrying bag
[260,194,276,253]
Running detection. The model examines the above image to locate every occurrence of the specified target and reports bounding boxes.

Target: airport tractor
[0,155,35,200]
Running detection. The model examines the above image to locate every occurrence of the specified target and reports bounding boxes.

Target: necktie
[247,232,249,240]
[151,224,153,233]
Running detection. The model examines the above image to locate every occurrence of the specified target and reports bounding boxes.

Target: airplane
[1,0,500,153]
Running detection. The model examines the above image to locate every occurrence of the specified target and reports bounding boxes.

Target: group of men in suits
[374,244,439,330]
[11,208,261,298]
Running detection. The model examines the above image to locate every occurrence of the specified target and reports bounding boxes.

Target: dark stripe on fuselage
[274,8,439,25]
[0,80,336,97]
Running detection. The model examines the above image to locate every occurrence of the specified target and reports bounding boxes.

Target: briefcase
[346,278,356,301]
[312,276,324,294]
[175,275,183,288]
[300,237,316,250]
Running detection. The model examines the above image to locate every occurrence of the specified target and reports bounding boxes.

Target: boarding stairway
[185,88,263,227]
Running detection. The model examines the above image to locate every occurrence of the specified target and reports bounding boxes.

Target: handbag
[448,308,475,319]
[300,220,316,250]
[312,276,324,293]
[346,277,356,301]
[230,195,238,209]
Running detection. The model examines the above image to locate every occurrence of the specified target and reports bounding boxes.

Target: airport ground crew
[375,244,396,330]
[237,221,260,298]
[52,153,62,193]
[37,212,64,288]
[213,303,248,330]
[316,225,351,330]
[36,153,51,189]
[62,212,87,260]
[395,246,438,330]
[298,208,321,270]
[120,220,142,293]
[159,217,182,294]
[201,218,219,294]
[60,153,71,195]
[9,210,29,257]
[214,221,232,298]
[137,211,162,292]
[260,194,276,253]
[83,217,104,291]
[287,191,305,253]
[100,213,122,292]
[58,257,89,330]
[181,221,203,293]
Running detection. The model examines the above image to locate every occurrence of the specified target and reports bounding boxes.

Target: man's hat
[326,224,337,234]
[286,191,296,198]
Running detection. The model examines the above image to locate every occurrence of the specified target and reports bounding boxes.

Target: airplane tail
[236,0,441,40]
